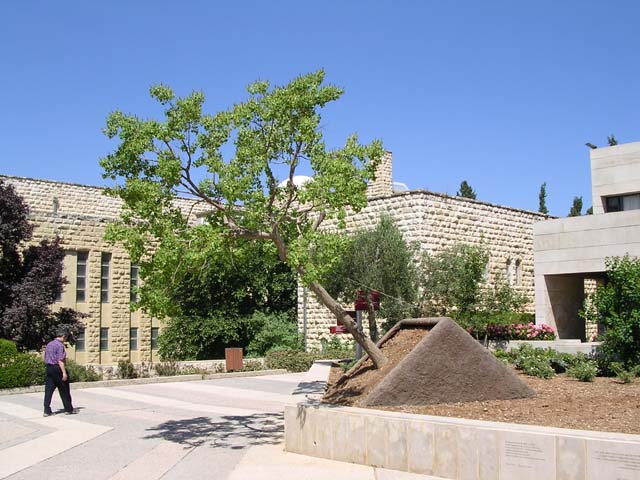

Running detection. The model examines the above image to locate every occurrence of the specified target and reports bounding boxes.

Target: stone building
[2,151,551,361]
[1,175,206,365]
[299,153,550,349]
[534,141,640,341]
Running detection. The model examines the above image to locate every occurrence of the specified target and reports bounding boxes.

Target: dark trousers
[44,364,73,413]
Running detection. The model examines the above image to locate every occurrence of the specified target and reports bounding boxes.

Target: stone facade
[1,175,207,365]
[300,171,549,349]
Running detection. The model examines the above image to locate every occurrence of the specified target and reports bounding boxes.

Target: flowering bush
[468,322,555,341]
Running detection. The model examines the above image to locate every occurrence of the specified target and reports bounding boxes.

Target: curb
[0,369,289,395]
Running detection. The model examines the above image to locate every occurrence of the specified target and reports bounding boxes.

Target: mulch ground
[323,327,640,435]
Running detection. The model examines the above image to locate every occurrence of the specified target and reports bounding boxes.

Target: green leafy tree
[322,214,419,341]
[586,206,593,215]
[419,244,488,318]
[607,134,618,146]
[141,236,296,360]
[100,71,389,367]
[592,256,640,369]
[538,182,549,214]
[457,180,477,199]
[568,196,583,217]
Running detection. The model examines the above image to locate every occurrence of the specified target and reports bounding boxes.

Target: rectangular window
[129,327,138,351]
[100,327,109,351]
[151,327,159,350]
[76,251,88,303]
[76,329,85,352]
[605,194,640,213]
[130,265,139,303]
[623,193,640,211]
[606,196,622,212]
[101,253,111,303]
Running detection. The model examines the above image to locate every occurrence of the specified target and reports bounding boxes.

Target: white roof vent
[277,175,313,188]
[393,181,409,192]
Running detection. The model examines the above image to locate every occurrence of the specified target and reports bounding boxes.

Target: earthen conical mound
[364,317,534,406]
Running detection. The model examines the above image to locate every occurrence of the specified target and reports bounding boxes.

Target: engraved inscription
[594,450,640,472]
[505,440,546,463]
[500,434,555,480]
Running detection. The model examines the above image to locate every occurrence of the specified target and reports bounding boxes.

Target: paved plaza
[0,373,430,480]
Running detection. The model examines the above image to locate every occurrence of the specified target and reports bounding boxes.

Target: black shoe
[64,409,77,415]
[43,412,53,417]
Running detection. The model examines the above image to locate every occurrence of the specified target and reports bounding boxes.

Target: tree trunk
[270,227,388,369]
[306,280,387,369]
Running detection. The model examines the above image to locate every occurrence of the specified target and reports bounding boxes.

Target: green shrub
[502,344,601,380]
[319,336,354,359]
[0,338,19,361]
[265,349,317,372]
[66,360,101,382]
[518,356,555,379]
[589,256,640,369]
[246,312,300,356]
[154,361,180,376]
[0,354,46,388]
[566,361,598,382]
[179,365,209,375]
[610,362,639,383]
[616,370,636,384]
[240,359,265,372]
[117,360,137,379]
[339,358,357,372]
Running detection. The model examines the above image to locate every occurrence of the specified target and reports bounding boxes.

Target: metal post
[355,310,363,360]
[302,287,308,352]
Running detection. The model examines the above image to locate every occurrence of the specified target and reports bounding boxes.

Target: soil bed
[323,327,640,435]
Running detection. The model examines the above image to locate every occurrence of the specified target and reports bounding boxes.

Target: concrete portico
[534,142,640,339]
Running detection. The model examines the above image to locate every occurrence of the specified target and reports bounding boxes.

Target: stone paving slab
[0,373,304,479]
[0,369,288,396]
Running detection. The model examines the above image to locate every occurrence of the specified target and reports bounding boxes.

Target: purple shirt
[44,339,66,365]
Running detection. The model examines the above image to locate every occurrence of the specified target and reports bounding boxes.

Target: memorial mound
[324,317,534,406]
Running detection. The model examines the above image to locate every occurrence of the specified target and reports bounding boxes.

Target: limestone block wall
[27,213,153,364]
[299,190,548,349]
[1,174,208,365]
[1,174,209,223]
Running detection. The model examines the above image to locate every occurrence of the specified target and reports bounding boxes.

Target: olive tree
[100,71,388,367]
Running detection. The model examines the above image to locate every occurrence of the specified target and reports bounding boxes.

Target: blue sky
[1,1,639,216]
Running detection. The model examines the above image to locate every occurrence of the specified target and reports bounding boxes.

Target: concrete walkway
[0,373,434,479]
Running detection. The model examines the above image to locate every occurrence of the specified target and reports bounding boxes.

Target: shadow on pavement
[144,412,284,449]
[291,380,326,396]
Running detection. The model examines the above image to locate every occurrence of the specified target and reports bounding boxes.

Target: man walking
[43,328,75,416]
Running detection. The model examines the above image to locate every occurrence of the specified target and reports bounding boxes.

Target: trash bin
[225,348,243,372]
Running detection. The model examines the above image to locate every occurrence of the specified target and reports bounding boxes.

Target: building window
[130,265,139,303]
[76,251,88,303]
[605,193,640,212]
[76,329,85,352]
[100,327,109,351]
[505,259,512,285]
[129,327,138,351]
[101,253,111,303]
[515,259,522,286]
[483,263,490,282]
[151,327,159,350]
